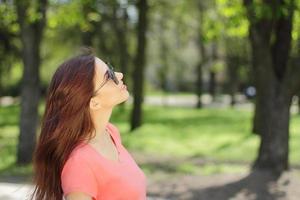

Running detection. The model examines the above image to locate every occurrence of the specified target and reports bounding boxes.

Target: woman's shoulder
[64,145,88,162]
[63,143,95,169]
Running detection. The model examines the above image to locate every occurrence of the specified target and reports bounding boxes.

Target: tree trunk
[15,0,47,164]
[119,9,129,83]
[130,0,148,131]
[158,40,168,92]
[157,13,169,93]
[195,4,206,109]
[209,71,216,100]
[196,41,205,108]
[253,87,291,172]
[244,0,295,173]
[81,0,99,47]
[252,99,260,134]
[298,94,300,115]
[226,56,239,107]
[110,3,130,110]
[96,22,110,57]
[81,30,93,47]
[112,4,129,82]
[196,62,203,108]
[209,42,218,101]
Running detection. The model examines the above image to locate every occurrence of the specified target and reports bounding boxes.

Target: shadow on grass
[151,170,286,200]
[139,154,251,176]
[189,170,284,200]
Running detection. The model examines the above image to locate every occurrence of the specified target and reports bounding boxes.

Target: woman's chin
[123,91,130,100]
[117,92,130,105]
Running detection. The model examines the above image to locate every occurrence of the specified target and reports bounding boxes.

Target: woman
[30,52,146,200]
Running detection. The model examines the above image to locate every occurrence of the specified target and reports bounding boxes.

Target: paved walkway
[2,94,299,113]
[0,182,33,200]
[0,182,168,200]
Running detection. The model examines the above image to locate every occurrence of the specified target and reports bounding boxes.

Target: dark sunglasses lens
[106,62,119,85]
[108,68,119,84]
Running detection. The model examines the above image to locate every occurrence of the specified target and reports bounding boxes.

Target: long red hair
[29,54,96,200]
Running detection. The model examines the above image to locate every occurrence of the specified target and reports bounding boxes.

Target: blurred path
[1,170,300,200]
[140,94,299,114]
[0,182,168,200]
[143,94,250,108]
[0,182,33,200]
[1,94,299,113]
[147,170,300,200]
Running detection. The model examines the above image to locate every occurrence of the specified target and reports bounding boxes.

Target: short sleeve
[107,123,122,143]
[61,155,98,199]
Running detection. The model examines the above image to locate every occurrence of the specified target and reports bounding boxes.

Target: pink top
[61,123,147,200]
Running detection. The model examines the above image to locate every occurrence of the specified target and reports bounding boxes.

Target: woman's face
[91,57,129,109]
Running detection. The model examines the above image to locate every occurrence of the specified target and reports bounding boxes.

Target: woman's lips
[121,84,127,90]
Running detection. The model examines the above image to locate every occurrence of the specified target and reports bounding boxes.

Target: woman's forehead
[94,57,108,78]
[95,57,107,72]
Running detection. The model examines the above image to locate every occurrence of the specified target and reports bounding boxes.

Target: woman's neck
[89,108,113,144]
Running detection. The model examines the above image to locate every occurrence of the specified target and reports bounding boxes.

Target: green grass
[1,104,300,177]
[0,105,20,173]
[113,106,259,162]
[112,105,300,175]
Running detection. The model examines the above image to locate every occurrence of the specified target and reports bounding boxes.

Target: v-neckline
[86,128,121,164]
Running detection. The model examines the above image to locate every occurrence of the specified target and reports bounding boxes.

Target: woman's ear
[90,97,101,110]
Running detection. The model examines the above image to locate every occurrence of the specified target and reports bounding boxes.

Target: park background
[1,0,300,199]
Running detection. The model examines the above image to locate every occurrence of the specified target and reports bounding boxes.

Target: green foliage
[0,3,18,33]
[210,60,225,73]
[167,0,199,44]
[48,0,101,30]
[0,2,21,96]
[202,9,223,41]
[291,0,300,49]
[2,0,300,95]
[217,0,248,38]
[245,0,295,22]
[26,1,45,23]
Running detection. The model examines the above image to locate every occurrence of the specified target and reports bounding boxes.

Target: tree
[0,1,19,96]
[80,0,98,47]
[195,1,208,108]
[244,0,299,173]
[156,4,170,93]
[15,0,48,164]
[130,0,149,130]
[217,0,250,106]
[225,38,250,107]
[208,42,218,99]
[111,0,130,82]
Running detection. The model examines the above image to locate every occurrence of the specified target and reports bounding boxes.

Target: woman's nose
[116,72,123,81]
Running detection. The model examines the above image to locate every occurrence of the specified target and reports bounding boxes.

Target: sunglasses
[93,62,119,95]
